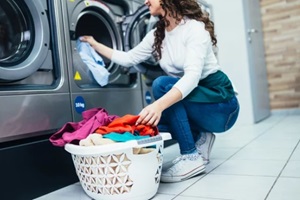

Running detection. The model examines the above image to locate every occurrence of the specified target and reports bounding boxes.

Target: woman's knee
[152,76,178,100]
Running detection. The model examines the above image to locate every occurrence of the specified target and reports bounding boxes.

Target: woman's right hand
[80,36,97,47]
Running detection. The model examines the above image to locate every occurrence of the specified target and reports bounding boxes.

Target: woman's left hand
[136,103,163,126]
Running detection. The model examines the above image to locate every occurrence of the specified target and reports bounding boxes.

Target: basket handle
[130,132,172,148]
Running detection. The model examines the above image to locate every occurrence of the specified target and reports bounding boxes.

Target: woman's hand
[79,35,114,59]
[136,102,163,126]
[136,87,183,126]
[80,36,97,47]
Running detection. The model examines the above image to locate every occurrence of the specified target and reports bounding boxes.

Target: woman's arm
[80,30,154,67]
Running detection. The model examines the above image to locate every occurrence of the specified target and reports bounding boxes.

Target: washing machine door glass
[0,0,50,81]
[0,0,33,64]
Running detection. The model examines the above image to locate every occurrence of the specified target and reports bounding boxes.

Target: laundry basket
[65,132,171,200]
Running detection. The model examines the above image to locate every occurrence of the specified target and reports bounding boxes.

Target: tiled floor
[36,112,300,200]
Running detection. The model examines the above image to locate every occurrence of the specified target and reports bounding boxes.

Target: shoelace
[174,153,200,163]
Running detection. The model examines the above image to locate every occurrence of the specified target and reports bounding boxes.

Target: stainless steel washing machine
[122,0,213,106]
[61,0,145,121]
[0,1,78,199]
[0,0,71,142]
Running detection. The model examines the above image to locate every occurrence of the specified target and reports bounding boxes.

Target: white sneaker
[195,132,216,165]
[160,154,206,183]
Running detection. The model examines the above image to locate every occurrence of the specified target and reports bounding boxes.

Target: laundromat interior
[0,0,299,199]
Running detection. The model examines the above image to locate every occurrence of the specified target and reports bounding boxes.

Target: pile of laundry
[49,107,159,154]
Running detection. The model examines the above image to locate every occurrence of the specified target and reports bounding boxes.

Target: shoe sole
[160,165,206,183]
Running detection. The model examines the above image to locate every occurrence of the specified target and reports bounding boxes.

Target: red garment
[95,114,158,137]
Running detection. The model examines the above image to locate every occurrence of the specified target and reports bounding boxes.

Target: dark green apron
[185,70,235,103]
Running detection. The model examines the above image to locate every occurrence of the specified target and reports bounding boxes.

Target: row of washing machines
[0,0,211,199]
[0,0,211,143]
[0,0,152,143]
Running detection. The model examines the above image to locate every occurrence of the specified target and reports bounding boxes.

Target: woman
[80,0,239,183]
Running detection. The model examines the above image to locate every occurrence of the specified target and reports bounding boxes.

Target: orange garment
[95,114,158,137]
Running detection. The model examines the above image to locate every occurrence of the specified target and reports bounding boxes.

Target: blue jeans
[152,76,240,155]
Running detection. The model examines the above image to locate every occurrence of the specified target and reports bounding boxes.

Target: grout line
[264,139,300,200]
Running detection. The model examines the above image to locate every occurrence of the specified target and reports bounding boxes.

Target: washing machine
[61,0,146,121]
[122,0,214,106]
[0,1,78,199]
[0,0,72,143]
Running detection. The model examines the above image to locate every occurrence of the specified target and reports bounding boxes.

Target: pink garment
[49,107,119,147]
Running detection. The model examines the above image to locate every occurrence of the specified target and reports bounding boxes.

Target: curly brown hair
[152,0,217,60]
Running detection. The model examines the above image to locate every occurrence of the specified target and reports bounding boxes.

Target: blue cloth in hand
[76,39,110,86]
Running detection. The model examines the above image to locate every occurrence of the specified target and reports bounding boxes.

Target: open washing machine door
[63,0,144,120]
[66,0,137,87]
[0,0,51,82]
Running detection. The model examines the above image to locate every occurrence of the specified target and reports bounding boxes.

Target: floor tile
[35,183,91,200]
[257,131,300,141]
[151,193,176,200]
[211,160,286,177]
[290,146,300,161]
[231,147,294,161]
[181,174,276,200]
[174,196,229,200]
[266,177,300,200]
[281,161,300,178]
[245,137,299,149]
[157,175,204,195]
[210,147,240,160]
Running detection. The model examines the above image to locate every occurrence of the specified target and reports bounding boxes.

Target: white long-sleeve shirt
[111,18,221,99]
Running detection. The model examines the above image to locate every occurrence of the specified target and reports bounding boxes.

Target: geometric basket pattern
[72,153,133,195]
[155,144,164,184]
[71,143,164,196]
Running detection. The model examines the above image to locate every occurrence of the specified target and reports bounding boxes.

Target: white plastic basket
[65,132,172,200]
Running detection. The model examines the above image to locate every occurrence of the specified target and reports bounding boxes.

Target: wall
[260,0,300,109]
